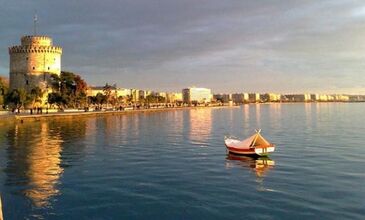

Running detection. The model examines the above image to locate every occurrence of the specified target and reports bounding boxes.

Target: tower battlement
[9,46,62,54]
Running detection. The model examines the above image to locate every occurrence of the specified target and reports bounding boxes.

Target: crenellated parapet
[9,45,62,54]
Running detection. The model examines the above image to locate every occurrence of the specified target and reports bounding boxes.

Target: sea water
[0,103,364,219]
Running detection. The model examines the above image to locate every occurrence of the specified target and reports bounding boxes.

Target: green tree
[6,88,28,113]
[48,92,67,109]
[74,75,88,107]
[49,71,88,108]
[126,95,133,103]
[95,92,106,107]
[88,92,106,110]
[146,94,166,103]
[28,86,44,109]
[0,77,9,109]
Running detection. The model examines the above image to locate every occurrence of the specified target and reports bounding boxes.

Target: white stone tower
[8,35,62,92]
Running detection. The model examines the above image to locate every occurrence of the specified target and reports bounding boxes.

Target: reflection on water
[255,104,261,128]
[188,109,212,144]
[5,119,87,208]
[226,153,275,192]
[226,153,275,177]
[6,122,63,207]
[0,104,364,219]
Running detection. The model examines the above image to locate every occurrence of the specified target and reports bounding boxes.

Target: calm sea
[0,103,364,219]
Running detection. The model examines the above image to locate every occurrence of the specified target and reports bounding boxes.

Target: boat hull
[224,132,275,156]
[225,145,275,156]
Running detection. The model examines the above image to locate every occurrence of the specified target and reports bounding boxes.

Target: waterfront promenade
[0,105,238,123]
[1,101,363,123]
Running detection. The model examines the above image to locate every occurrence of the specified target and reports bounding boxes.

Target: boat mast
[251,129,261,147]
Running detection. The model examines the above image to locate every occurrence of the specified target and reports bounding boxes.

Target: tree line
[0,71,170,113]
[1,71,88,112]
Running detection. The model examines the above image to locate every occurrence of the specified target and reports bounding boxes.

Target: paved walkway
[1,105,236,122]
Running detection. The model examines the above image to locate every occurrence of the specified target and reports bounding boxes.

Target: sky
[1,0,365,94]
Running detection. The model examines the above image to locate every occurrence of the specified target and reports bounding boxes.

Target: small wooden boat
[224,129,275,156]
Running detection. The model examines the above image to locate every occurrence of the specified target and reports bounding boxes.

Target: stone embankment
[0,105,237,123]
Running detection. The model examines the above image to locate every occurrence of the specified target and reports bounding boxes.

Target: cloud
[0,0,365,94]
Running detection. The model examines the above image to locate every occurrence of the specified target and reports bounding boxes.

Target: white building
[182,87,212,104]
[166,92,183,103]
[87,86,131,98]
[268,93,281,102]
[116,88,131,97]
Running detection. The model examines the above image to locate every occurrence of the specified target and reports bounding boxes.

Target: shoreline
[0,105,238,123]
[0,101,364,123]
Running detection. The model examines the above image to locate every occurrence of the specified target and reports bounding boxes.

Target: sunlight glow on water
[0,103,365,219]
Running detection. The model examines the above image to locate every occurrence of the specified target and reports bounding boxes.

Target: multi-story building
[284,94,312,102]
[157,92,167,99]
[349,95,365,102]
[260,93,269,102]
[333,95,349,102]
[243,93,249,102]
[182,87,212,104]
[87,86,132,99]
[214,94,231,103]
[304,94,312,101]
[131,89,140,102]
[138,90,147,100]
[315,94,333,102]
[268,93,281,102]
[87,86,107,97]
[248,93,261,103]
[232,93,244,104]
[166,92,183,103]
[145,90,153,97]
[116,88,131,98]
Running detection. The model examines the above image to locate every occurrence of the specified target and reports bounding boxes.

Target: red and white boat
[224,130,275,156]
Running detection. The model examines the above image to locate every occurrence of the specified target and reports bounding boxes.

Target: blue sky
[1,0,365,94]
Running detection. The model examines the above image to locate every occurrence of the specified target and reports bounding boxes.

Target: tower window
[26,80,29,85]
[48,67,50,70]
[32,67,35,70]
[26,57,28,60]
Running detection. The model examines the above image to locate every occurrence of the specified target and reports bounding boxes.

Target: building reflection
[225,153,275,178]
[268,103,282,130]
[242,104,250,131]
[188,109,212,144]
[5,119,86,208]
[255,104,261,128]
[6,122,63,207]
[304,103,313,129]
